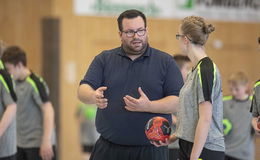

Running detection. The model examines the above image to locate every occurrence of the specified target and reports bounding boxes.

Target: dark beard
[122,42,148,55]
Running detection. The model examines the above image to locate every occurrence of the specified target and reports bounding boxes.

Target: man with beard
[78,9,183,160]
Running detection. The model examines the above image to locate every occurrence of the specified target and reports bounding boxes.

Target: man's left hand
[124,87,151,112]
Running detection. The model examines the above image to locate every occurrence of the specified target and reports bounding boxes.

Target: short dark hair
[173,54,190,69]
[117,9,147,32]
[2,46,27,66]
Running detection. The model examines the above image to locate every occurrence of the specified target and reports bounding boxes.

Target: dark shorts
[82,145,94,153]
[169,148,179,160]
[225,155,240,160]
[90,136,168,160]
[17,146,56,160]
[179,139,224,160]
[0,154,16,160]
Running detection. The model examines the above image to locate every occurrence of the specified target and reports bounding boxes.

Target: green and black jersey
[0,60,17,157]
[16,72,55,148]
[251,79,260,117]
[176,57,225,152]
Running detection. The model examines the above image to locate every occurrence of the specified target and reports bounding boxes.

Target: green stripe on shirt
[26,77,39,94]
[254,81,260,88]
[197,61,203,85]
[213,63,217,86]
[0,60,4,69]
[223,96,232,101]
[0,74,10,93]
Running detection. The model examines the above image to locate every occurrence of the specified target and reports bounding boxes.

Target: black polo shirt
[80,45,183,145]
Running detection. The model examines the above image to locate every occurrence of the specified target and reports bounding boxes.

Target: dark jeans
[179,139,224,160]
[90,136,169,160]
[17,146,56,160]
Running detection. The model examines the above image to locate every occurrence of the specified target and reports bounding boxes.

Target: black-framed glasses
[176,34,194,43]
[176,34,185,40]
[122,29,147,38]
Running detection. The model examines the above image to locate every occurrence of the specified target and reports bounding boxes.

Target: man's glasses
[122,29,147,38]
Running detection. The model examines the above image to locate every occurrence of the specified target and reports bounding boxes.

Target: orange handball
[145,116,171,144]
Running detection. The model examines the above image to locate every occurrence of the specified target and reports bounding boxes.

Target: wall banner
[74,0,260,22]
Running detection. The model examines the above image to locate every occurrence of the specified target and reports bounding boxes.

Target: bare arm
[78,84,96,104]
[124,87,179,114]
[40,101,55,160]
[0,103,16,138]
[78,84,108,109]
[190,101,212,160]
[149,95,179,114]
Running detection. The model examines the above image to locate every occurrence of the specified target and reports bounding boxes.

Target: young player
[223,72,255,160]
[2,46,56,160]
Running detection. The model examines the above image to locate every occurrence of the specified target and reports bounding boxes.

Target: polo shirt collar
[118,44,151,57]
